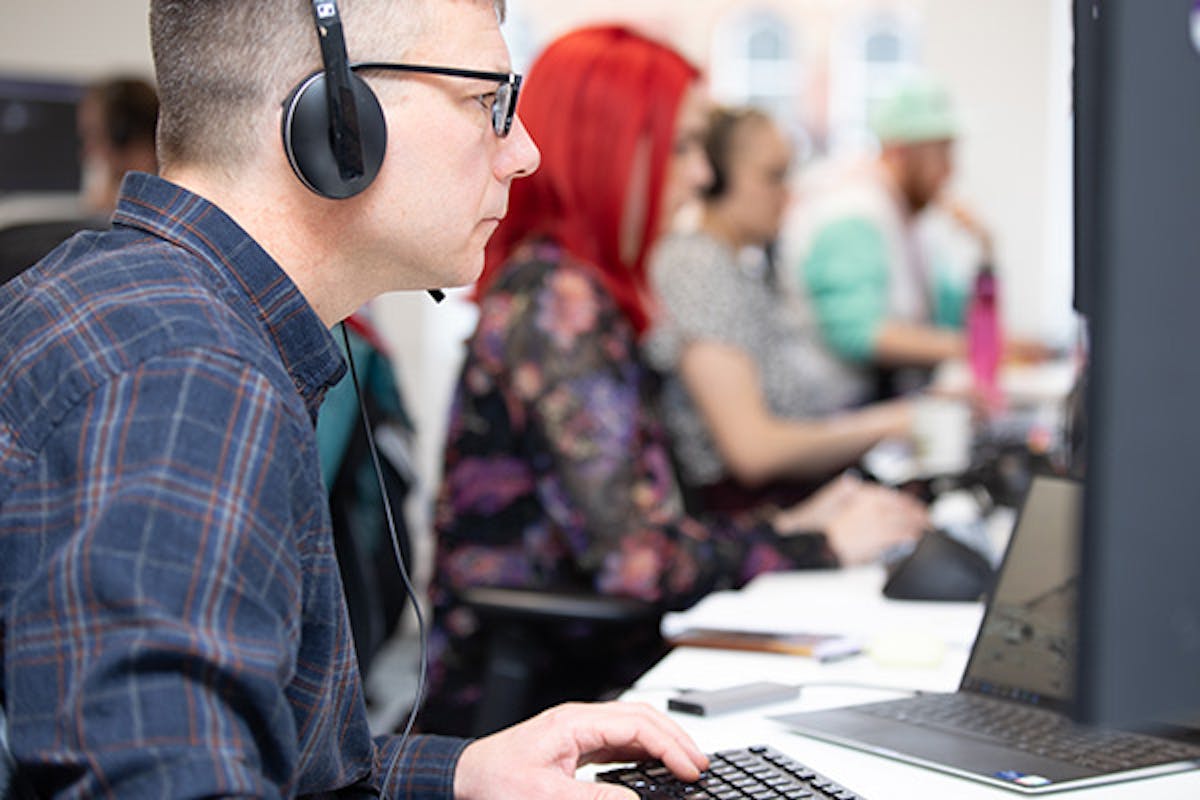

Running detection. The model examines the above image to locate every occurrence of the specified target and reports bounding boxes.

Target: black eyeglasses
[351,62,522,137]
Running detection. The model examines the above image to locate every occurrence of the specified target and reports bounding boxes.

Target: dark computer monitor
[0,77,83,194]
[1070,0,1100,317]
[1075,0,1200,726]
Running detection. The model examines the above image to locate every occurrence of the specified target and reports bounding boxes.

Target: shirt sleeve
[930,260,970,330]
[505,266,834,610]
[801,217,891,362]
[371,734,469,799]
[5,351,309,799]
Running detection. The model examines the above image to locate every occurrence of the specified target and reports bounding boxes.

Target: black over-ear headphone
[282,0,387,199]
[702,108,743,201]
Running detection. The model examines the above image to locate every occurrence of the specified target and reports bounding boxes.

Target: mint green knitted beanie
[870,74,959,144]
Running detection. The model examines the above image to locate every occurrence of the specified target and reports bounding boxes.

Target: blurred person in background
[421,25,928,737]
[646,106,913,516]
[77,76,159,215]
[790,73,1046,401]
[0,77,158,285]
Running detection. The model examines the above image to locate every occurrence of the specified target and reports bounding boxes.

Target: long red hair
[478,25,701,335]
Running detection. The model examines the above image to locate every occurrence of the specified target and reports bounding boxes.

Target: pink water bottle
[967,265,1002,408]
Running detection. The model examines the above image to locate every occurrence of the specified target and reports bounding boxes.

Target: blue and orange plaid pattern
[0,173,464,798]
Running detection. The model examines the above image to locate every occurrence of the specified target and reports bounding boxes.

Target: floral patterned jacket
[420,240,835,734]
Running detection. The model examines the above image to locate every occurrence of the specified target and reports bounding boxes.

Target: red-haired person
[419,26,927,736]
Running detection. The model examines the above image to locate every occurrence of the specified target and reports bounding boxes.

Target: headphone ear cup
[282,71,387,199]
[704,164,726,200]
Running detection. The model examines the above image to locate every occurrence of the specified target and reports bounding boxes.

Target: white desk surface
[606,568,1200,800]
[931,358,1078,406]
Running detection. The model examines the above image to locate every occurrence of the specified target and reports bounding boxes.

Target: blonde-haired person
[0,2,711,798]
[647,106,913,515]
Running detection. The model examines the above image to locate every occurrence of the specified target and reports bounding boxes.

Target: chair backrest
[1,703,50,798]
[1,703,16,797]
[462,586,661,736]
[0,216,108,285]
[317,319,416,679]
[0,705,36,800]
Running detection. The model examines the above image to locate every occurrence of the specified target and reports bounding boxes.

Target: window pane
[749,27,786,60]
[865,31,902,63]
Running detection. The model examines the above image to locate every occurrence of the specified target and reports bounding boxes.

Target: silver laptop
[773,474,1200,793]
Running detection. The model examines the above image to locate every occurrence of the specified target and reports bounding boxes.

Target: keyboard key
[597,746,868,800]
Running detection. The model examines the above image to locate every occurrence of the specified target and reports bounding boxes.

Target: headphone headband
[310,0,364,181]
[283,0,386,199]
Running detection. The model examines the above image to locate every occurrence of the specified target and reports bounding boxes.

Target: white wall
[920,0,1074,343]
[0,1,153,79]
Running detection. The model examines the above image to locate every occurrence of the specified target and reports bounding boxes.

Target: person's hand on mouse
[819,483,928,566]
[769,471,863,534]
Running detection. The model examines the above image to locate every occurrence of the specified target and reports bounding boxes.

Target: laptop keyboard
[596,744,868,799]
[859,693,1200,772]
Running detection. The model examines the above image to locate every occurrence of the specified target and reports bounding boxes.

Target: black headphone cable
[338,321,427,798]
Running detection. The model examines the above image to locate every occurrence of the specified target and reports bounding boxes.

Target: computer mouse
[882,528,995,602]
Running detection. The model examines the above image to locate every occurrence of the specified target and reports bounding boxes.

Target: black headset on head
[283,0,446,301]
[282,0,387,200]
[702,107,754,201]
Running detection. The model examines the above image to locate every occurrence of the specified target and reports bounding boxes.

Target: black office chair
[321,319,418,682]
[0,704,36,799]
[328,410,414,681]
[460,586,660,736]
[0,216,109,285]
[0,704,11,798]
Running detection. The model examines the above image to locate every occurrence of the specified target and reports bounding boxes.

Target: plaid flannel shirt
[0,173,465,798]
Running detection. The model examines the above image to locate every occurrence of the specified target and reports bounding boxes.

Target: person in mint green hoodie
[793,74,1019,399]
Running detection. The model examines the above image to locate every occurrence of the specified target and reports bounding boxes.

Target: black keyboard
[596,744,867,800]
[859,693,1200,773]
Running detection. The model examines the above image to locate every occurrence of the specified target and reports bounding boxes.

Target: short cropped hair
[150,1,505,171]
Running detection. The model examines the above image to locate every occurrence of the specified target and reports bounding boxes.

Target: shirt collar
[111,172,346,418]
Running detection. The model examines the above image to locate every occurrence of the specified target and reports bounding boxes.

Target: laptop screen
[959,475,1081,714]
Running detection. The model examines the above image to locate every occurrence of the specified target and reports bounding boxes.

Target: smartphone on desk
[667,627,861,662]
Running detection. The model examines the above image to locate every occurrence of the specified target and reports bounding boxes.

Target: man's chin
[382,264,479,297]
[433,257,486,292]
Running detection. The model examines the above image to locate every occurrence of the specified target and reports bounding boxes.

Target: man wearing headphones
[0,1,707,798]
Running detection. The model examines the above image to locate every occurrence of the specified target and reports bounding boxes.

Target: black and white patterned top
[645,230,871,487]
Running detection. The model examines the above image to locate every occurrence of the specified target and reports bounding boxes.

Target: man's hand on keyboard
[453,701,709,800]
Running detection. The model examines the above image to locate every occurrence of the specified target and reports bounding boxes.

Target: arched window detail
[829,13,919,155]
[709,8,804,151]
